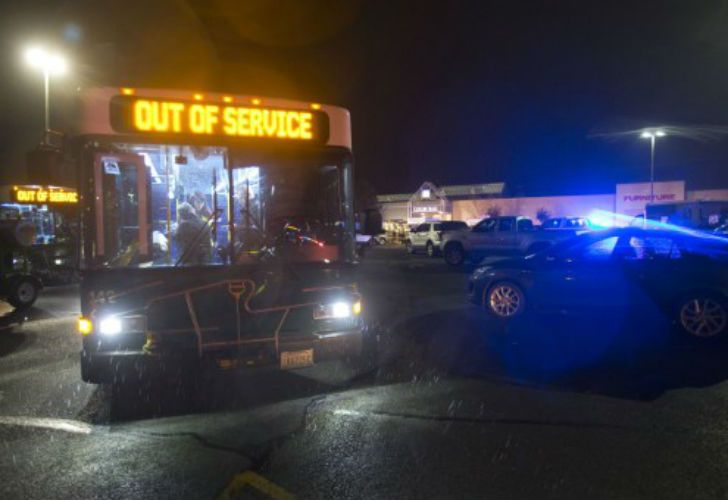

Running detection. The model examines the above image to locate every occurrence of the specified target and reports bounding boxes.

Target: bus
[67,87,364,384]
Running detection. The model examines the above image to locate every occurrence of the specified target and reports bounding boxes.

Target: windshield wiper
[175,208,223,267]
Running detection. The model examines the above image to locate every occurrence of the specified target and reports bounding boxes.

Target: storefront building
[377,180,728,230]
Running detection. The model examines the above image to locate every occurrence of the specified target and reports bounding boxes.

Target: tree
[536,207,551,224]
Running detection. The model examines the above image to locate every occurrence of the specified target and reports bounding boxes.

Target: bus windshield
[89,142,352,268]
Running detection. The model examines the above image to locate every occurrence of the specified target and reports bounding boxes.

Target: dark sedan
[469,228,728,338]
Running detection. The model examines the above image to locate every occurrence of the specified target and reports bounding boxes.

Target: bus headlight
[98,316,122,336]
[314,298,362,320]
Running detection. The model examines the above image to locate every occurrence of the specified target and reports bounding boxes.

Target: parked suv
[406,221,469,257]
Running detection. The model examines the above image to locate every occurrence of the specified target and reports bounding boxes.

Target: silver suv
[406,221,469,257]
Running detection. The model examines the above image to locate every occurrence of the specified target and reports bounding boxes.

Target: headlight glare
[98,316,122,336]
[314,300,359,320]
[331,302,350,318]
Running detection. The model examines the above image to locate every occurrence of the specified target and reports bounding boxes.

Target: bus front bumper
[80,327,365,383]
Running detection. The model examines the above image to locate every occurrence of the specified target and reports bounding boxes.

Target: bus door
[93,153,150,264]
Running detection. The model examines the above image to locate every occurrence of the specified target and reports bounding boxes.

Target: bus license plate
[281,349,314,369]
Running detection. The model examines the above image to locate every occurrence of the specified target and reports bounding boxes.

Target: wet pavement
[2,247,728,498]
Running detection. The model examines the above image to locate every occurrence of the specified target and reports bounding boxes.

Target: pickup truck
[440,216,579,266]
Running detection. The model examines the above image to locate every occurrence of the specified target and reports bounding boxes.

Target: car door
[531,234,630,311]
[515,218,535,253]
[468,218,497,260]
[617,234,686,313]
[412,223,429,249]
[494,217,517,254]
[566,235,636,310]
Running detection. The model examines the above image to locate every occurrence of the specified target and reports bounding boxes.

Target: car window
[498,218,514,232]
[472,219,497,233]
[567,236,619,261]
[622,236,681,260]
[414,223,429,233]
[542,219,560,229]
[517,219,534,231]
[565,218,586,228]
[441,221,468,231]
[433,223,442,231]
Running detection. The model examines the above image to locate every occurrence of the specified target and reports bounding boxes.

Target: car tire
[8,277,39,309]
[676,293,728,339]
[405,240,415,254]
[426,241,438,258]
[443,242,466,267]
[484,281,526,319]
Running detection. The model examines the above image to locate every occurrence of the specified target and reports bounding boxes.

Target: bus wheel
[8,278,39,309]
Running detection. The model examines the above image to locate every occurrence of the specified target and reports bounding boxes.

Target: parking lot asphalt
[2,246,728,498]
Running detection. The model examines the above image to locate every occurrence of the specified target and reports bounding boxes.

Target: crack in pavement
[125,394,331,471]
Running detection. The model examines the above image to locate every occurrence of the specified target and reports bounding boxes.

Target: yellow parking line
[218,471,294,500]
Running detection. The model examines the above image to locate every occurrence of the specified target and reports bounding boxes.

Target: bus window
[231,156,345,263]
[94,145,228,267]
[91,143,350,267]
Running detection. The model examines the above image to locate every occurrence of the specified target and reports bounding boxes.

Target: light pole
[24,47,67,137]
[640,129,666,202]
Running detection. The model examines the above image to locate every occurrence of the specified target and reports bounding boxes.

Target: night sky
[2,0,728,196]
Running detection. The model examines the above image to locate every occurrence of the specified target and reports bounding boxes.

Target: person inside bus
[174,202,211,265]
[190,191,212,219]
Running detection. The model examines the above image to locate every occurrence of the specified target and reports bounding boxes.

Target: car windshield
[440,221,468,231]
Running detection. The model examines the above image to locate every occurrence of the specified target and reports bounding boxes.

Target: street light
[24,46,67,135]
[640,129,666,203]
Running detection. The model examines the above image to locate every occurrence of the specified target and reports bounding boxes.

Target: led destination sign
[109,96,329,143]
[12,185,78,204]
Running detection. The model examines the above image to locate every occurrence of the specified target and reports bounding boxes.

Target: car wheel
[443,243,466,266]
[677,294,728,339]
[485,282,526,318]
[8,278,39,309]
[426,241,437,257]
[405,240,415,254]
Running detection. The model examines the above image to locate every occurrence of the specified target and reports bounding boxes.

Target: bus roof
[73,87,352,151]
